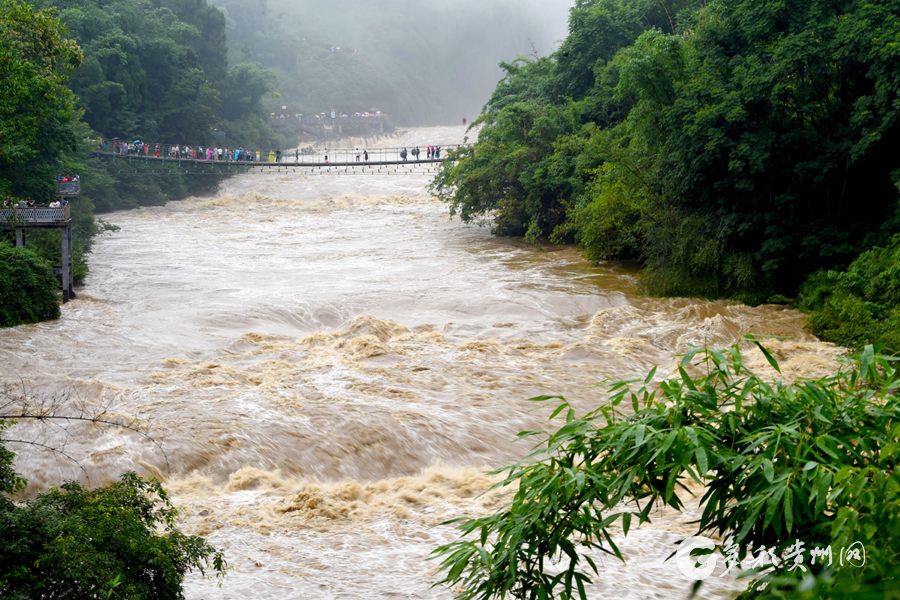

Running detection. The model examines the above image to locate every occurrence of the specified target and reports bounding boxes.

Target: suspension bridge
[91,142,469,175]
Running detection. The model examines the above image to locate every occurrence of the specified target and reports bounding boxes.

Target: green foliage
[431,59,578,237]
[436,0,900,302]
[799,234,900,353]
[36,0,224,142]
[0,421,25,495]
[221,62,276,121]
[0,245,60,327]
[0,397,225,597]
[433,342,899,599]
[0,0,82,200]
[571,163,645,261]
[0,471,225,599]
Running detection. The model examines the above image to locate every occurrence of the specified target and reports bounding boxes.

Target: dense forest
[433,0,899,350]
[1,0,291,327]
[208,0,571,125]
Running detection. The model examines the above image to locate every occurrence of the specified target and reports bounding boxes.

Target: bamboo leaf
[784,486,794,534]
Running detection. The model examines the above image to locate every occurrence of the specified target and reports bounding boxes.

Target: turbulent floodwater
[1,126,843,599]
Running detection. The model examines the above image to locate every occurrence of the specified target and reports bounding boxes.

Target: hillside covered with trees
[433,0,899,349]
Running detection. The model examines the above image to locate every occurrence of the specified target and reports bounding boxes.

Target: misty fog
[208,0,573,125]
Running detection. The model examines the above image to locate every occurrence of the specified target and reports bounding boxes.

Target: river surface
[0,126,842,599]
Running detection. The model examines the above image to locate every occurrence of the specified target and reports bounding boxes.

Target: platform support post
[61,221,74,302]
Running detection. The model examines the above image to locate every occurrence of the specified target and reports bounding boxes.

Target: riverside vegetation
[0,426,225,599]
[430,0,899,598]
[431,0,899,353]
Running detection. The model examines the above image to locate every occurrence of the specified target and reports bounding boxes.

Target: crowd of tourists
[97,138,452,164]
[100,138,280,163]
[399,145,441,161]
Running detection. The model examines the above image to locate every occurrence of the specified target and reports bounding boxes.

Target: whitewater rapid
[0,126,841,599]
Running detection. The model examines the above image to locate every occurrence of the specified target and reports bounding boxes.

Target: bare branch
[3,438,89,478]
[0,382,171,480]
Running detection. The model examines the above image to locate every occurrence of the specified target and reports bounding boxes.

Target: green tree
[0,0,82,200]
[221,62,276,121]
[434,343,899,598]
[0,245,61,327]
[0,472,224,599]
[0,393,226,598]
[799,234,900,353]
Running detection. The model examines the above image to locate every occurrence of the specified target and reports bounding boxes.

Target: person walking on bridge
[364,149,369,162]
[400,147,408,161]
[412,146,420,161]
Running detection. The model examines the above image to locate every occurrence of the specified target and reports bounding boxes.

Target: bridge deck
[91,152,447,168]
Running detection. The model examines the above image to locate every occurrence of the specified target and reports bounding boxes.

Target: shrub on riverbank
[798,235,900,354]
[434,342,899,598]
[0,472,225,599]
[0,246,60,327]
[0,418,225,600]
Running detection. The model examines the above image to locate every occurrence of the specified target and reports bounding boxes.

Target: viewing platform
[0,205,71,227]
[1,204,75,302]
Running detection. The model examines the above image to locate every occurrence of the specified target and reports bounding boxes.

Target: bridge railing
[0,205,70,225]
[57,179,81,196]
[94,140,470,166]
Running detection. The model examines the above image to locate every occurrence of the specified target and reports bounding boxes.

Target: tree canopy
[433,0,900,303]
[0,0,82,200]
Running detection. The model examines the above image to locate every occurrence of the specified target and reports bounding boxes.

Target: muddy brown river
[0,126,841,598]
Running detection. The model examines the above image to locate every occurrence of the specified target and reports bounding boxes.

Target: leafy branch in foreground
[432,341,898,599]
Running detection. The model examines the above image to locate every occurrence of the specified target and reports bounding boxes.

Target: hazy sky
[209,0,574,123]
